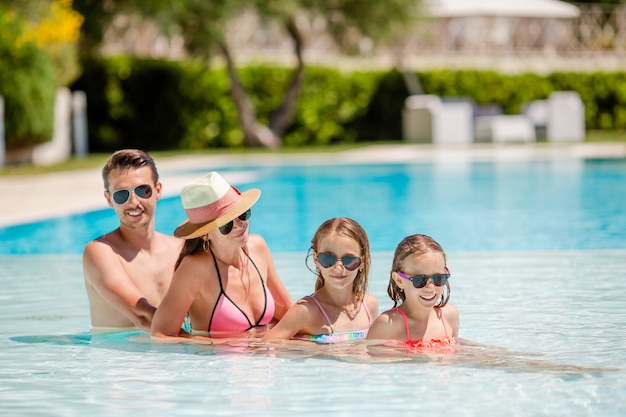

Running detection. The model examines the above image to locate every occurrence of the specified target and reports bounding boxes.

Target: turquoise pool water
[1,156,625,416]
[2,158,625,254]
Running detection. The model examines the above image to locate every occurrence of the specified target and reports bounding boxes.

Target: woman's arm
[151,257,201,339]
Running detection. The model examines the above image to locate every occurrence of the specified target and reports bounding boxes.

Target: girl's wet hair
[102,149,159,190]
[388,234,450,308]
[307,217,371,302]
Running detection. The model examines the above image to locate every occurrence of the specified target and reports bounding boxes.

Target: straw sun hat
[173,172,260,239]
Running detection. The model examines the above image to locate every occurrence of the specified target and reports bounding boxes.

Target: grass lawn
[584,129,626,142]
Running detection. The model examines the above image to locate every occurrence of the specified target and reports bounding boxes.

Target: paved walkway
[1,142,625,227]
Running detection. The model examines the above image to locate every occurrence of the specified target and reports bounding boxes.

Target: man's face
[104,166,161,229]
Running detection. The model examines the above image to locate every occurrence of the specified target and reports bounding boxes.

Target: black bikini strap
[243,248,268,326]
[209,246,225,291]
[207,246,226,332]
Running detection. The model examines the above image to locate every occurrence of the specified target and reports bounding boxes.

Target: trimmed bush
[70,57,626,151]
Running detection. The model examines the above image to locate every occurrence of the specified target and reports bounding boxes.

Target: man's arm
[82,240,156,331]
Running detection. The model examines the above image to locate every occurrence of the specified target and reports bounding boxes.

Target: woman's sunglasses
[218,209,252,235]
[316,252,362,271]
[111,184,153,205]
[397,268,450,288]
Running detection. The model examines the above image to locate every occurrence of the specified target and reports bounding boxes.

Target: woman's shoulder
[247,233,267,244]
[246,233,271,252]
[178,250,210,270]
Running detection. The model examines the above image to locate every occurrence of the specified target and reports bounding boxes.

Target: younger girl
[262,218,379,343]
[367,234,459,348]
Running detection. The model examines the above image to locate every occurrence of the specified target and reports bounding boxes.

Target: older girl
[262,218,378,343]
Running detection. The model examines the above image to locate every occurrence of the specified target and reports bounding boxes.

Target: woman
[151,171,293,340]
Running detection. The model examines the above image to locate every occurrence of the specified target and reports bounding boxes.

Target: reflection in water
[11,332,616,377]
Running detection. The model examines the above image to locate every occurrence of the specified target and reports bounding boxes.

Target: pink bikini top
[207,248,275,334]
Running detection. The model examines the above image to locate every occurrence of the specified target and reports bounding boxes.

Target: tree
[0,0,83,149]
[75,0,423,148]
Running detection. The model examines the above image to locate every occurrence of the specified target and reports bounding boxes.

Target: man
[83,149,183,332]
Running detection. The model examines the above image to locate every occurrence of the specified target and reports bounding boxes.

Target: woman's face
[209,211,251,246]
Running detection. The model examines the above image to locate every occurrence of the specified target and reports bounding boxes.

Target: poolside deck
[1,142,625,227]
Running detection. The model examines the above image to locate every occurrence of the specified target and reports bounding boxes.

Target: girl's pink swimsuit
[389,307,456,350]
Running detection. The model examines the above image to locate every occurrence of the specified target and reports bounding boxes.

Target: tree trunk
[217,41,281,148]
[217,18,304,148]
[268,18,305,137]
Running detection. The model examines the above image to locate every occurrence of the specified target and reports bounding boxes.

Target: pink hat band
[185,186,241,224]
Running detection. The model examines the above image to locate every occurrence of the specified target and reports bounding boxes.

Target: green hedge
[549,71,626,130]
[71,57,204,151]
[71,58,383,151]
[70,57,626,152]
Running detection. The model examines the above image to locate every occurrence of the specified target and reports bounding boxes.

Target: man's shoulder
[154,231,184,249]
[82,234,124,271]
[83,231,118,253]
[154,230,181,241]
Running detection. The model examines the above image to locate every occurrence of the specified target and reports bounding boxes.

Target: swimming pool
[2,158,625,254]
[1,154,625,416]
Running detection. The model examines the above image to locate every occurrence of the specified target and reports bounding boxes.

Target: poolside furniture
[547,91,585,142]
[474,114,536,143]
[402,94,474,144]
[522,99,549,139]
[523,91,585,142]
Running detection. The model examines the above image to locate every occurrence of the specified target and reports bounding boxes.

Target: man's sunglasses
[397,268,450,288]
[111,184,153,205]
[316,252,362,271]
[218,209,252,235]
